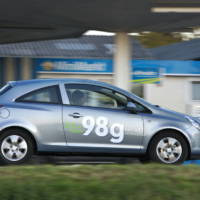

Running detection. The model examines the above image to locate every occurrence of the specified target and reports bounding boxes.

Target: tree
[138,32,182,48]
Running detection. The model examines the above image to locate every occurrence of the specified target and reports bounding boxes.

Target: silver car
[0,78,200,165]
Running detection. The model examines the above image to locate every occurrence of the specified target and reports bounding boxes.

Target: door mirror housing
[126,102,137,113]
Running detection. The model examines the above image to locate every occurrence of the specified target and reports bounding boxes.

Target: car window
[16,85,61,104]
[65,84,128,110]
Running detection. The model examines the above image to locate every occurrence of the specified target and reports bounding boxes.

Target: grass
[0,164,199,200]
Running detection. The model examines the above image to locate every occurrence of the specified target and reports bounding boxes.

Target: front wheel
[0,129,34,165]
[148,132,189,164]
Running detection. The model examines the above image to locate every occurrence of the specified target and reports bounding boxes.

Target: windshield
[0,84,12,96]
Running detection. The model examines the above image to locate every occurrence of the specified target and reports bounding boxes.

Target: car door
[62,83,144,152]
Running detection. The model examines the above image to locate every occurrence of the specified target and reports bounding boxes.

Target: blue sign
[130,60,200,84]
[35,58,113,74]
[132,60,200,75]
[35,58,200,84]
[131,60,160,84]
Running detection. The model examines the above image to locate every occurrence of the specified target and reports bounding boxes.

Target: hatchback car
[0,78,200,165]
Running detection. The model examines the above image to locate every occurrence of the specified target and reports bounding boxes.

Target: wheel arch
[147,128,191,159]
[0,126,38,153]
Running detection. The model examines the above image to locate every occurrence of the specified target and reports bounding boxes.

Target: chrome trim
[68,143,143,149]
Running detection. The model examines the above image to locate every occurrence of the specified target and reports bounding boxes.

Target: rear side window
[16,85,61,104]
[0,84,12,96]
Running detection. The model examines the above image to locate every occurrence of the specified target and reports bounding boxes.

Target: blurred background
[1,30,200,117]
[1,2,200,199]
[1,0,200,164]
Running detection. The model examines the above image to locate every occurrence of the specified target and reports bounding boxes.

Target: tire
[148,131,189,164]
[0,129,34,165]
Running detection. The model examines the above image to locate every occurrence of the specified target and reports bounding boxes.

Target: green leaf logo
[65,122,84,134]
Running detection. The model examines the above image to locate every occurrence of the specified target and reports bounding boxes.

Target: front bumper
[186,125,200,159]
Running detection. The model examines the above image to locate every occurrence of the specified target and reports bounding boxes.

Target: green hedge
[0,164,200,200]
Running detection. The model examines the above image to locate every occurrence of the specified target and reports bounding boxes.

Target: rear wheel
[0,129,34,165]
[148,132,189,164]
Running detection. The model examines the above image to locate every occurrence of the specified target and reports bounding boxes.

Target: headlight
[185,116,200,130]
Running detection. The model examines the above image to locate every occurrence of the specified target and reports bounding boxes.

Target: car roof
[4,78,154,110]
[9,78,114,89]
[11,78,102,85]
[10,78,136,99]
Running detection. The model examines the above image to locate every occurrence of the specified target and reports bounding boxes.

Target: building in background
[0,35,151,100]
[0,35,200,116]
[0,35,152,86]
[145,39,200,117]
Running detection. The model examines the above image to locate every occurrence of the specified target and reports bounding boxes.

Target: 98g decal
[82,116,124,144]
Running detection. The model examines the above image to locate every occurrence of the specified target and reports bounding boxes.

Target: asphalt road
[27,155,139,165]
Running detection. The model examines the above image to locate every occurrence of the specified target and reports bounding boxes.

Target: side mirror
[126,102,137,113]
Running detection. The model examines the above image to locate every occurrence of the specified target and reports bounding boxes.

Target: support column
[21,57,32,80]
[5,58,15,82]
[114,32,131,91]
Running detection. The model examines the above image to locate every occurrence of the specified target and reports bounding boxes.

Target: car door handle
[68,113,83,118]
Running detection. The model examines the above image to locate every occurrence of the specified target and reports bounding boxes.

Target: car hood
[194,117,200,123]
[153,106,189,122]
